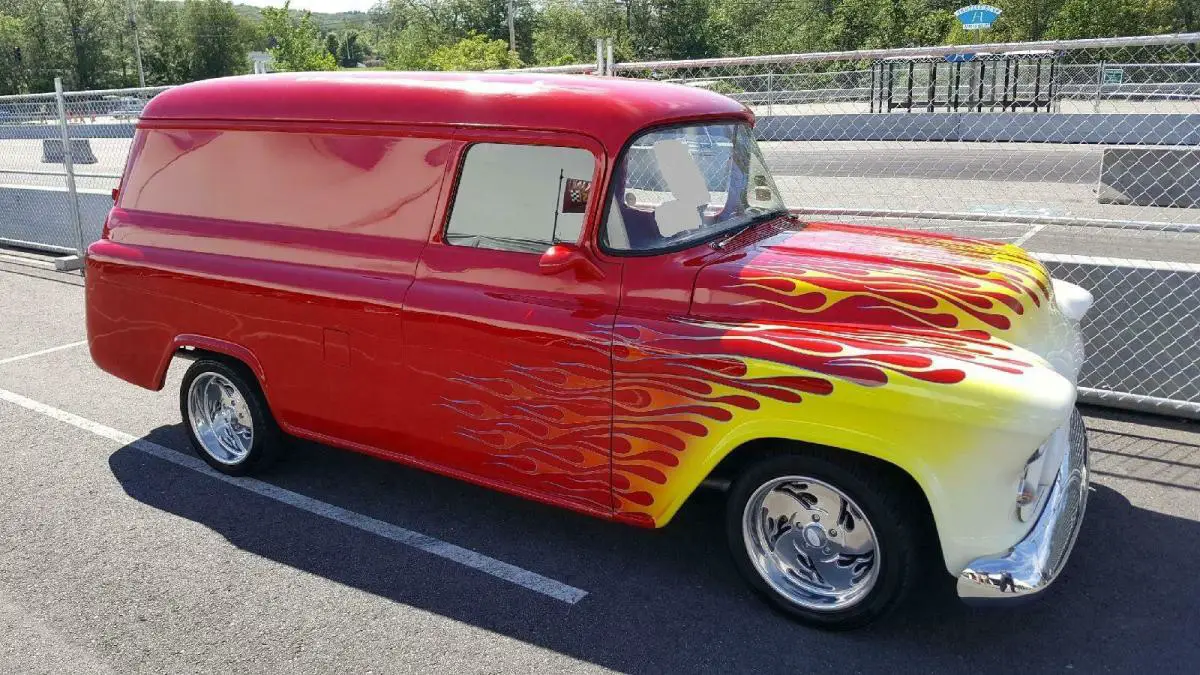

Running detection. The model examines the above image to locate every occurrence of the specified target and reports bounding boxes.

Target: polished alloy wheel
[186,372,255,465]
[742,475,881,611]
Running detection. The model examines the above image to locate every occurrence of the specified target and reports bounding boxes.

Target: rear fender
[158,334,268,392]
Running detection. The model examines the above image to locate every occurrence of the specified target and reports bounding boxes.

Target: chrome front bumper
[957,409,1089,604]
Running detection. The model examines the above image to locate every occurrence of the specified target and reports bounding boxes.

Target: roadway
[2,261,1199,673]
[761,141,1103,182]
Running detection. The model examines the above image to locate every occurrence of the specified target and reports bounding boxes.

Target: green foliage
[1048,0,1176,38]
[183,0,252,80]
[0,0,1194,95]
[532,2,598,66]
[325,31,338,60]
[232,3,369,33]
[0,0,253,93]
[338,31,365,67]
[261,1,336,72]
[1,0,73,93]
[373,0,533,70]
[0,11,23,94]
[427,32,521,71]
[645,0,722,59]
[695,79,744,96]
[138,0,190,85]
[59,0,118,89]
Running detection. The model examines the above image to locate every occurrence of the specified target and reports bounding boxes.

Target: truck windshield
[601,122,786,253]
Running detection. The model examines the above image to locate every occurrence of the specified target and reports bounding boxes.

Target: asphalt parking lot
[2,261,1199,673]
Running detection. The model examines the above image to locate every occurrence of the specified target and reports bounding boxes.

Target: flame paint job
[693,221,1052,335]
[437,313,1052,527]
[86,73,1083,574]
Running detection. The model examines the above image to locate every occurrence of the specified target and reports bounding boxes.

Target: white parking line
[1013,223,1046,247]
[0,387,589,605]
[1032,253,1200,273]
[0,340,87,366]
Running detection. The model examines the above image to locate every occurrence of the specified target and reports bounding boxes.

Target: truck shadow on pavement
[109,425,1198,673]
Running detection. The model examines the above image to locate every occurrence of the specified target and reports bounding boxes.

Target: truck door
[401,133,622,516]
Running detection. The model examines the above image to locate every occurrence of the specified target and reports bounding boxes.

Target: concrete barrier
[757,112,1200,145]
[0,186,112,253]
[4,113,1199,145]
[1099,148,1200,208]
[42,139,98,164]
[0,122,135,140]
[1044,258,1200,406]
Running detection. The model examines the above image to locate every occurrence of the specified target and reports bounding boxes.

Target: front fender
[611,319,1075,575]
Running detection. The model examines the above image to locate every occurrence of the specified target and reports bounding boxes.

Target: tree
[4,0,71,92]
[138,0,191,85]
[262,1,337,71]
[338,30,363,66]
[0,11,23,94]
[1048,0,1175,38]
[325,31,338,61]
[371,0,536,69]
[60,0,117,89]
[427,31,521,70]
[987,0,1068,41]
[532,0,628,66]
[633,0,721,60]
[183,0,251,80]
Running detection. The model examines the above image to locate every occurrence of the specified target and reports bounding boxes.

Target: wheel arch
[657,427,944,566]
[156,334,269,395]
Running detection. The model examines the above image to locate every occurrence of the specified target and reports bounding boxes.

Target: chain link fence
[607,33,1200,418]
[0,82,170,259]
[2,35,1198,418]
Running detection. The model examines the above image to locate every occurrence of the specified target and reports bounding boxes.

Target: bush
[428,33,522,72]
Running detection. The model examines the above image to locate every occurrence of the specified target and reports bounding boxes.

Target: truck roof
[140,71,752,147]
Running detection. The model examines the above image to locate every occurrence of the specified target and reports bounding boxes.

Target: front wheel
[726,453,924,630]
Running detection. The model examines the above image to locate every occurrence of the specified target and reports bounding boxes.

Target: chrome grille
[1047,409,1088,574]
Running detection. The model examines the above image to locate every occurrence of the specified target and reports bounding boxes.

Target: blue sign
[945,53,976,63]
[954,4,1002,30]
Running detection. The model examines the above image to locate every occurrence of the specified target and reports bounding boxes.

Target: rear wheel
[726,452,923,630]
[180,359,281,475]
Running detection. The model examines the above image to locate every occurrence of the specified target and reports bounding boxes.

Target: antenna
[551,168,564,243]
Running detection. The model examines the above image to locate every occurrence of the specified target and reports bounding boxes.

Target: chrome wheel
[743,476,880,611]
[186,372,255,465]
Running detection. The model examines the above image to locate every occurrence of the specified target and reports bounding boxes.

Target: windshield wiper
[710,209,791,250]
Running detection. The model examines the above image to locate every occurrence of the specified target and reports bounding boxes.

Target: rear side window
[445,143,595,254]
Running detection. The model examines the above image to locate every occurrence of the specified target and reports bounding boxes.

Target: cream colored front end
[941,278,1094,591]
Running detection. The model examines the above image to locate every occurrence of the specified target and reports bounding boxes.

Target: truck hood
[690,220,1060,351]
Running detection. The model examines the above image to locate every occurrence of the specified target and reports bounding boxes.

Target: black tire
[725,451,924,630]
[179,358,282,476]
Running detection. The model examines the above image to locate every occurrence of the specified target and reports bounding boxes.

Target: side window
[445,143,596,253]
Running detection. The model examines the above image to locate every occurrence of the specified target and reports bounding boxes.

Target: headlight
[1017,423,1070,522]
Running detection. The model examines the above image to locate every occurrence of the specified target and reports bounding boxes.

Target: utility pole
[616,0,631,32]
[128,0,145,87]
[507,0,516,53]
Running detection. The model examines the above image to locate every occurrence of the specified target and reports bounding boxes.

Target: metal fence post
[53,77,87,261]
[767,72,774,115]
[1093,59,1105,112]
